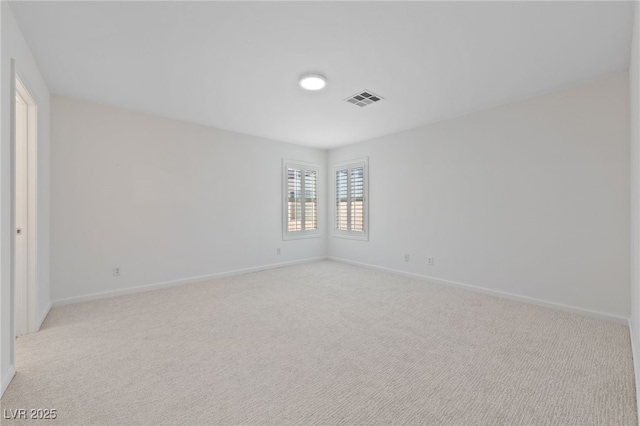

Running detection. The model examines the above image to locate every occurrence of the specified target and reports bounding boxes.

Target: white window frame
[333,157,369,241]
[282,160,321,240]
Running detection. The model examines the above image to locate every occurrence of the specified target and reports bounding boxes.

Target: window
[334,158,368,240]
[283,161,320,239]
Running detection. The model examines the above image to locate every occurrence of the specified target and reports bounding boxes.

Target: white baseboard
[1,365,16,399]
[328,257,629,325]
[49,254,629,324]
[52,257,327,307]
[38,302,51,330]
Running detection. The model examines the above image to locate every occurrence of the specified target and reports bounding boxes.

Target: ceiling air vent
[345,90,384,107]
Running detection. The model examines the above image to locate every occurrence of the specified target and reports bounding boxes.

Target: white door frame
[12,69,38,338]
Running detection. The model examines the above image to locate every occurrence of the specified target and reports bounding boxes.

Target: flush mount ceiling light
[299,74,327,91]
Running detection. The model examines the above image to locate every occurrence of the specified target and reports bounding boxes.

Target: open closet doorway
[14,74,38,338]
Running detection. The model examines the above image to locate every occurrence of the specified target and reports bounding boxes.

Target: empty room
[0,0,639,424]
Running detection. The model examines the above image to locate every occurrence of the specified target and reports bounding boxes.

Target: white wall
[50,96,326,304]
[0,3,51,396]
[629,1,640,420]
[329,73,630,321]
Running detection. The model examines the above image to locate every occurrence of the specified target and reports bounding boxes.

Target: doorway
[14,74,37,337]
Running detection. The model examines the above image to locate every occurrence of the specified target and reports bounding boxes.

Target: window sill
[283,232,322,241]
[332,233,369,241]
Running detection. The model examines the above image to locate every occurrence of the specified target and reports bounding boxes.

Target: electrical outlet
[427,257,434,266]
[277,248,281,255]
[113,267,121,277]
[404,254,410,262]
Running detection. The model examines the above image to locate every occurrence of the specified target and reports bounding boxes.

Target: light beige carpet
[0,260,636,425]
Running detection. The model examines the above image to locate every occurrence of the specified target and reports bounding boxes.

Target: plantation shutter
[335,169,348,231]
[334,160,367,237]
[304,169,318,231]
[350,167,364,232]
[287,168,302,232]
[284,161,319,238]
